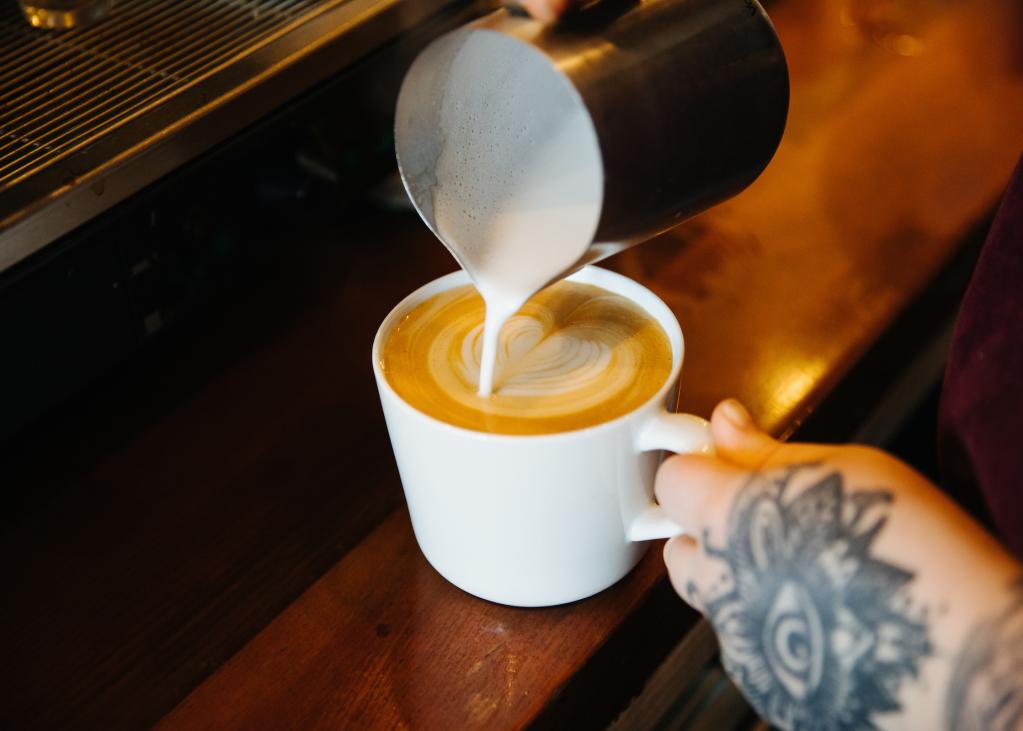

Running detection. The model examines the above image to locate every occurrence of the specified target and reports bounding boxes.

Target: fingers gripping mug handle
[627,412,714,542]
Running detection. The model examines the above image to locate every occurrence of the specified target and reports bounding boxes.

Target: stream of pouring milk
[427,34,603,396]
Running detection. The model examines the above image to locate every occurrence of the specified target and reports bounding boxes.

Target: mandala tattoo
[946,578,1023,731]
[698,463,932,731]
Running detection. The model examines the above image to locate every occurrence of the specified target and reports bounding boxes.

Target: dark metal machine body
[0,0,482,438]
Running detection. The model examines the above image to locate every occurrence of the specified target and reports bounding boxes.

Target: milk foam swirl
[459,317,623,400]
[382,281,672,435]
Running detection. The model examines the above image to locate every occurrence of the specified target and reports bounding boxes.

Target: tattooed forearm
[697,463,932,731]
[946,578,1023,731]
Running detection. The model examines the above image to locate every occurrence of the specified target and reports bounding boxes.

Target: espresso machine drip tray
[0,0,331,193]
[0,0,452,275]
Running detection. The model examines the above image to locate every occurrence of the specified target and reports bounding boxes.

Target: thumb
[710,398,780,470]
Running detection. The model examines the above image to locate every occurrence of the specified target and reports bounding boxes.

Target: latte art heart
[459,317,625,398]
[382,280,672,435]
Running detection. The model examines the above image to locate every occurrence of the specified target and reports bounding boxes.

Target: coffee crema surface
[381,281,672,435]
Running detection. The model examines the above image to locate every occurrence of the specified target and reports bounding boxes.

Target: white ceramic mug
[372,266,713,607]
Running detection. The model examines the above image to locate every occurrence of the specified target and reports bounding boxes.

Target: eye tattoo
[699,464,932,731]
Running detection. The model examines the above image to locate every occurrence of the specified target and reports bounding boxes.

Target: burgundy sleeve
[939,153,1023,557]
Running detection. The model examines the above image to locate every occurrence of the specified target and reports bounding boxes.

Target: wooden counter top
[3,0,1022,728]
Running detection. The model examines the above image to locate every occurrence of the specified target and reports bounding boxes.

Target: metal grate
[0,0,337,190]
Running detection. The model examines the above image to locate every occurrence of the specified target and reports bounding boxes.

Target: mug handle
[627,411,714,542]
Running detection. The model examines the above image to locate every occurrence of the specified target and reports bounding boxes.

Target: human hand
[655,399,1023,731]
[519,0,574,24]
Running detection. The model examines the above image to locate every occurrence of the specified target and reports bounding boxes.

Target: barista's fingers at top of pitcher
[521,0,573,24]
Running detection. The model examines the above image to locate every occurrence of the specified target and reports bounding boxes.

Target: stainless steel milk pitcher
[395,0,788,266]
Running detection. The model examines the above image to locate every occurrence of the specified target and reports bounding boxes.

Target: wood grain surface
[3,0,1023,728]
